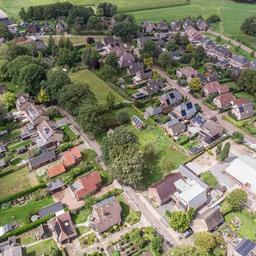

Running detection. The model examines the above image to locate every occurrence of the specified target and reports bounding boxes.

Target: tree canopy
[241,16,256,37]
[58,83,96,116]
[238,69,256,95]
[96,2,117,17]
[226,189,248,211]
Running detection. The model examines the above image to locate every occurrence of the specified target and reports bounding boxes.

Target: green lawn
[0,197,53,226]
[7,140,31,151]
[70,69,124,105]
[0,167,37,200]
[26,238,59,256]
[73,207,91,224]
[62,125,78,141]
[101,106,188,186]
[0,0,188,18]
[225,210,256,241]
[234,91,256,103]
[128,0,256,50]
[224,82,240,92]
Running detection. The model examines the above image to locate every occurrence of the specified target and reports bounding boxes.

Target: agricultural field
[128,0,256,49]
[0,167,38,200]
[70,69,125,105]
[0,0,188,18]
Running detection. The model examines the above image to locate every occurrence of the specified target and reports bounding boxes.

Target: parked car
[183,228,193,238]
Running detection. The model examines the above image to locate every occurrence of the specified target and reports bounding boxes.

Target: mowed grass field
[129,0,256,49]
[0,0,188,18]
[0,167,38,200]
[70,69,124,105]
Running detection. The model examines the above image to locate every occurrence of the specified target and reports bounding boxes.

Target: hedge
[0,183,47,205]
[0,215,53,242]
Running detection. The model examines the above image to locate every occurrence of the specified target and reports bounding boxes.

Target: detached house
[165,119,186,137]
[70,171,102,200]
[90,197,122,233]
[159,90,183,107]
[138,80,164,96]
[118,52,135,68]
[176,67,198,81]
[16,94,30,111]
[133,69,152,85]
[23,103,49,126]
[196,18,208,31]
[128,62,144,76]
[148,172,182,206]
[28,151,56,170]
[156,21,169,32]
[172,102,197,120]
[199,119,224,145]
[185,26,203,43]
[142,20,156,33]
[231,98,254,120]
[213,92,236,109]
[49,212,77,244]
[36,120,63,150]
[192,207,224,232]
[63,147,82,169]
[203,81,229,97]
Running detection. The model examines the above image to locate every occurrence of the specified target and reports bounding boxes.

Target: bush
[0,183,46,205]
[0,215,52,242]
[118,112,130,125]
[201,171,218,188]
[232,131,244,144]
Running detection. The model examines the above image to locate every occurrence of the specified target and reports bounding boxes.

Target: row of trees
[169,232,225,255]
[19,2,117,22]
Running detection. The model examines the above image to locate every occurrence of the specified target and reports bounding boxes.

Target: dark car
[183,228,193,238]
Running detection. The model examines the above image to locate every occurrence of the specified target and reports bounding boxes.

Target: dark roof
[39,202,64,218]
[149,173,182,202]
[47,179,65,192]
[28,151,56,169]
[199,207,224,231]
[236,239,256,256]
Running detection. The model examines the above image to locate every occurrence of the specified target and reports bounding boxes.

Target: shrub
[201,171,218,188]
[232,131,244,144]
[118,112,130,125]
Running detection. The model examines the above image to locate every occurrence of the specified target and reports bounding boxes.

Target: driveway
[209,163,236,190]
[53,187,84,210]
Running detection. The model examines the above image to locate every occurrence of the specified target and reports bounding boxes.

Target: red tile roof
[63,147,82,169]
[215,93,236,108]
[48,163,66,178]
[233,98,249,106]
[72,171,102,200]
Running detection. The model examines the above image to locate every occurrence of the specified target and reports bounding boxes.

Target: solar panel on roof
[131,115,144,129]
[181,110,186,117]
[169,93,175,99]
[186,102,193,110]
[239,105,244,113]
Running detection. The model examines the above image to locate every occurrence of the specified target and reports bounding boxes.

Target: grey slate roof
[28,151,56,169]
[47,179,65,192]
[39,202,64,218]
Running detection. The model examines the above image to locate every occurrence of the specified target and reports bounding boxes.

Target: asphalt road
[154,67,256,144]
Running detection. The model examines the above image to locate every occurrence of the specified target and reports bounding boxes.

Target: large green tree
[0,23,12,40]
[96,2,117,17]
[78,102,103,135]
[238,69,256,95]
[19,64,46,95]
[166,209,195,233]
[112,19,137,42]
[58,83,96,116]
[226,189,247,211]
[241,16,256,36]
[44,70,71,101]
